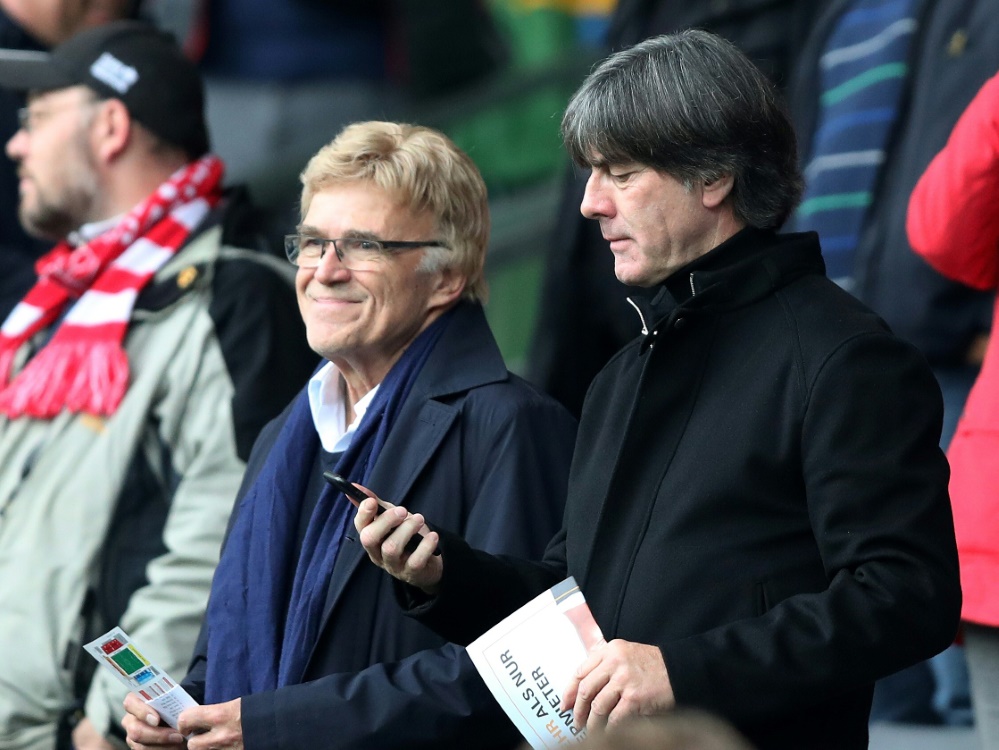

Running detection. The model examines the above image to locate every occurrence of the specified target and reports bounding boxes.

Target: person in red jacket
[907,69,999,748]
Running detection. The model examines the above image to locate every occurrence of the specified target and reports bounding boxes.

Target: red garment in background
[907,70,999,629]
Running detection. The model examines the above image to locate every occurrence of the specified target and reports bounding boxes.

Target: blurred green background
[416,0,613,372]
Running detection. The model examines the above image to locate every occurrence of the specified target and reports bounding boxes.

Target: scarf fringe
[0,341,130,418]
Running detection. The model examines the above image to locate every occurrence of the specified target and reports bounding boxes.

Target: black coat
[414,230,961,750]
[185,302,577,749]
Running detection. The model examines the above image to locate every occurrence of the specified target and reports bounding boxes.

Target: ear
[701,173,734,209]
[428,266,467,309]
[90,98,132,164]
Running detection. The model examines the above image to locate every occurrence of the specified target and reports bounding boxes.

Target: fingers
[354,498,443,591]
[123,693,159,724]
[356,502,407,561]
[586,682,623,732]
[380,512,430,561]
[570,659,612,731]
[121,714,185,749]
[122,694,185,748]
[561,675,580,714]
[177,699,243,750]
[176,710,213,750]
[566,640,676,733]
[561,643,603,713]
[177,703,225,737]
[356,502,428,563]
[564,641,640,732]
[176,707,208,737]
[352,495,387,536]
[405,529,440,568]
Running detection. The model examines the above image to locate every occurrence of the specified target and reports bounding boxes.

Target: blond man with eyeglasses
[122,121,577,750]
[0,20,317,750]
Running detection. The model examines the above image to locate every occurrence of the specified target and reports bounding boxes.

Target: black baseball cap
[0,20,209,157]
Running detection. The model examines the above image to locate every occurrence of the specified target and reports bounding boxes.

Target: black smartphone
[323,470,373,509]
[322,471,438,556]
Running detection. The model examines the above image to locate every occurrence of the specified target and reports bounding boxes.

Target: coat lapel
[315,399,458,631]
[306,302,507,661]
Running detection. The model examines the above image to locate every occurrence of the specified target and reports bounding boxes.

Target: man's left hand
[71,717,116,750]
[562,640,675,731]
[177,699,243,750]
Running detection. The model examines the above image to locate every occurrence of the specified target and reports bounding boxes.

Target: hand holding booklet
[465,576,604,749]
[84,627,198,730]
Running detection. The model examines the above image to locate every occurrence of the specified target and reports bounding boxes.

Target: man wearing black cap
[0,20,316,750]
[0,0,139,322]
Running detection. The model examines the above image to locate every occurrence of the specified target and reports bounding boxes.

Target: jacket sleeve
[239,392,577,750]
[662,332,962,724]
[907,70,999,291]
[84,253,312,738]
[400,527,569,647]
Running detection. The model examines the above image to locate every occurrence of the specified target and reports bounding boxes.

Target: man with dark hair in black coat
[356,30,960,750]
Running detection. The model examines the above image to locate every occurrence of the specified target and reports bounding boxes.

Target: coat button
[674,317,687,330]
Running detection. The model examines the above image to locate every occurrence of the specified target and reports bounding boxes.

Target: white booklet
[466,576,605,749]
[84,627,198,730]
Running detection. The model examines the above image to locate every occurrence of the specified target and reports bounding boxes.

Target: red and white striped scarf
[0,155,224,419]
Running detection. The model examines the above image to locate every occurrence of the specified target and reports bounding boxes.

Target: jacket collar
[629,228,826,335]
[411,299,509,399]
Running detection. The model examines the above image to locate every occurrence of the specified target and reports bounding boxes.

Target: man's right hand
[353,490,443,594]
[121,693,186,749]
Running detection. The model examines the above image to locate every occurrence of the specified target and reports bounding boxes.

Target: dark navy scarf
[203,309,454,702]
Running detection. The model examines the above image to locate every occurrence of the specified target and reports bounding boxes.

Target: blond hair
[300,121,490,302]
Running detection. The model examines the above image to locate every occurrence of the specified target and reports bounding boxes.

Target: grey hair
[416,244,452,275]
[562,29,803,229]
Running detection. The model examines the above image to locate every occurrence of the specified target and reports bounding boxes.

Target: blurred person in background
[0,0,137,318]
[0,20,315,750]
[907,69,999,748]
[787,0,999,726]
[142,0,504,250]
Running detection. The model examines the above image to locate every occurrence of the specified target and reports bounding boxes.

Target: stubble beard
[19,129,102,241]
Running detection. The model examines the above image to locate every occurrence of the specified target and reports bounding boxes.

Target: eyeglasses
[16,97,99,134]
[284,234,448,272]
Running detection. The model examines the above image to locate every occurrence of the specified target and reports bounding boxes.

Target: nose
[311,242,352,284]
[6,128,26,162]
[580,169,612,220]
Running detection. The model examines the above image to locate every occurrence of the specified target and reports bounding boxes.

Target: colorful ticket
[84,627,198,729]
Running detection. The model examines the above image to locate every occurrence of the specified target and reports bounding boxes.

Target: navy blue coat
[184,301,577,749]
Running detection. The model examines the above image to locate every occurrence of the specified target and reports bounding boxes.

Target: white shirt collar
[307,361,380,453]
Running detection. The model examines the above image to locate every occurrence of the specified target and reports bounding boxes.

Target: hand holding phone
[323,471,439,556]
